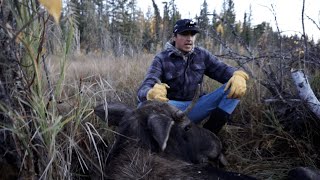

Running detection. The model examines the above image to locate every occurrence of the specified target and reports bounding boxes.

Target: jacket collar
[165,41,195,60]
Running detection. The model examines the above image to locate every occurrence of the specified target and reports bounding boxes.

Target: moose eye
[184,125,191,131]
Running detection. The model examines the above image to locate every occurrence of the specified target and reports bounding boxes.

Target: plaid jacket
[137,42,237,102]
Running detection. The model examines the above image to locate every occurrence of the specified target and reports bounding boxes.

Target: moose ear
[94,102,132,126]
[147,114,174,151]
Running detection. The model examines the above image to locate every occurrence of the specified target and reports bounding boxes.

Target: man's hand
[224,70,249,99]
[147,83,170,102]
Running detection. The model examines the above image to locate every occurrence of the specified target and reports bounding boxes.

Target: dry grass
[2,0,319,178]
[47,53,153,106]
[45,53,318,179]
[2,52,318,179]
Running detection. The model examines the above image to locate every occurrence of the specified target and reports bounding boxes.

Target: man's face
[174,31,197,53]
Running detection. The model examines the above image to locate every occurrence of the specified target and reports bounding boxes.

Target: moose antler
[153,77,200,121]
[175,84,201,120]
[183,84,201,114]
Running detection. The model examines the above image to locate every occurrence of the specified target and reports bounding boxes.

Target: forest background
[0,0,319,179]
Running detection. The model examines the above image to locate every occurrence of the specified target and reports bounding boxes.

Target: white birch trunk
[291,70,320,119]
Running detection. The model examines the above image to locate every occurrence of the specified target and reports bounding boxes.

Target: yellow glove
[147,83,170,102]
[224,70,249,99]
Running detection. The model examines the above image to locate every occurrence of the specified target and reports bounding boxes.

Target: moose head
[94,100,227,165]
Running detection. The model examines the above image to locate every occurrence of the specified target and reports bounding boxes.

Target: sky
[137,0,320,41]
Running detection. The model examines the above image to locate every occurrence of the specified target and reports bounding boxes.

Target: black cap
[173,19,200,34]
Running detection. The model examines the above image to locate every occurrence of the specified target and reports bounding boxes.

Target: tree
[81,0,100,52]
[198,0,210,48]
[161,0,181,47]
[151,0,161,50]
[240,12,251,46]
[221,0,236,43]
[168,0,181,32]
[142,8,154,52]
[108,0,141,56]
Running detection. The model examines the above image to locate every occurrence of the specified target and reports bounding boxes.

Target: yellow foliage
[216,24,224,36]
[38,0,62,24]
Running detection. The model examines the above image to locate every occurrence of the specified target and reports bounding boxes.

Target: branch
[291,70,320,119]
[306,15,320,31]
[301,0,308,70]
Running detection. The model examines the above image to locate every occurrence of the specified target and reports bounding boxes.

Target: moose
[94,99,257,179]
[287,166,320,180]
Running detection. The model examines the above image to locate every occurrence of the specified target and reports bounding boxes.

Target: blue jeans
[168,84,239,124]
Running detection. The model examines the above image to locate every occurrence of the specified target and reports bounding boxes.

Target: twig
[301,0,308,71]
[305,15,320,31]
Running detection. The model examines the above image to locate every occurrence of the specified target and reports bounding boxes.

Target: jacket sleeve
[203,49,237,83]
[137,56,163,102]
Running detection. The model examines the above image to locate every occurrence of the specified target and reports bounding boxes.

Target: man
[137,19,249,134]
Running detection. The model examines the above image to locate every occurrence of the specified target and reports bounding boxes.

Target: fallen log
[291,69,320,119]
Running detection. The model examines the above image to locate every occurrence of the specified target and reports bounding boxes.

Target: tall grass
[47,53,319,179]
[3,50,319,179]
[0,1,111,179]
[1,1,319,180]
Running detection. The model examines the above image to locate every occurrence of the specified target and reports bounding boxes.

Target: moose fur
[94,100,257,179]
[288,166,320,180]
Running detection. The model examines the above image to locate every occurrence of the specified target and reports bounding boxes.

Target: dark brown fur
[94,100,257,179]
[288,166,320,180]
[95,100,223,164]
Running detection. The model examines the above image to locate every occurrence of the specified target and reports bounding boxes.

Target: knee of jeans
[187,112,208,124]
[168,100,189,111]
[212,84,228,95]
